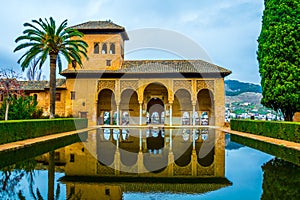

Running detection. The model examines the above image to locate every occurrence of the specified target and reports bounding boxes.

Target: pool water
[0,131,299,200]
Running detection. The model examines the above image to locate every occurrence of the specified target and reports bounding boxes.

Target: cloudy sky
[0,0,264,84]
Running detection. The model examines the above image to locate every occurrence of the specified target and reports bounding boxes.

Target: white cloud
[0,0,264,83]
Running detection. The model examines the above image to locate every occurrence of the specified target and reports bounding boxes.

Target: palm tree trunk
[49,54,57,119]
[48,151,55,200]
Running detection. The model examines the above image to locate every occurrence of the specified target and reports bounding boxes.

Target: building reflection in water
[58,128,228,199]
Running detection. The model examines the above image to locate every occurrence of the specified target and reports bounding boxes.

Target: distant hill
[226,92,262,105]
[225,80,262,96]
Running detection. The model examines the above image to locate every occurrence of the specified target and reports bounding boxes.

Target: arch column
[192,102,196,126]
[116,104,120,126]
[169,102,173,126]
[137,87,144,126]
[139,102,143,125]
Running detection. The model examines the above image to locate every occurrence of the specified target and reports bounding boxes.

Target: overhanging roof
[70,20,129,40]
[60,60,232,78]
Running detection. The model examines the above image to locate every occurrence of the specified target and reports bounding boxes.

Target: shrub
[0,96,43,120]
[0,118,88,144]
[230,120,300,143]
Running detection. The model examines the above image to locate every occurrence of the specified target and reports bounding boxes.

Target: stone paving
[219,127,300,151]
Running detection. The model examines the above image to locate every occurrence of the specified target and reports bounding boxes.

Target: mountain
[225,80,262,105]
[225,80,262,96]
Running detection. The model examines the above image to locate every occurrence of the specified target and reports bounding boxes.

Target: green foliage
[257,0,300,121]
[230,119,300,143]
[0,96,42,120]
[225,80,262,96]
[0,118,88,144]
[14,17,88,118]
[14,17,88,71]
[261,158,300,200]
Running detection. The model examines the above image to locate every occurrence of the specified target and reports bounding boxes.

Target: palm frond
[14,42,37,52]
[56,19,68,36]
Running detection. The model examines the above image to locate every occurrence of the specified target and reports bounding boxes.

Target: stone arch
[120,89,139,124]
[97,89,117,125]
[196,89,215,125]
[143,82,168,124]
[196,129,215,167]
[120,80,139,94]
[143,80,174,103]
[173,89,192,125]
[97,80,115,93]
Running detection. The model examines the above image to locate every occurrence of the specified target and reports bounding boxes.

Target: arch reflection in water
[63,128,225,177]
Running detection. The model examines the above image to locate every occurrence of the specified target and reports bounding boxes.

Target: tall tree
[14,17,88,118]
[257,0,300,121]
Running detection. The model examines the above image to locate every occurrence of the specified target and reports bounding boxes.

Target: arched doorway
[97,89,116,125]
[147,98,164,124]
[120,89,139,125]
[196,89,214,125]
[173,89,192,125]
[143,82,168,125]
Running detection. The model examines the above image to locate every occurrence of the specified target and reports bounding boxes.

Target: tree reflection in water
[0,159,36,199]
[261,158,300,200]
[0,152,77,200]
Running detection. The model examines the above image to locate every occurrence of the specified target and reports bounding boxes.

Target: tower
[69,20,129,70]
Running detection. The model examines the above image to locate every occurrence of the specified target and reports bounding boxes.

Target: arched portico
[173,89,192,125]
[97,89,116,125]
[143,82,168,125]
[196,89,215,125]
[120,89,139,125]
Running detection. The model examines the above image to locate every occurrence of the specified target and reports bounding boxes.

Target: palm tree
[14,17,88,118]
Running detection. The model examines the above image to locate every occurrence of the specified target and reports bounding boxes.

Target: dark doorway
[147,98,164,124]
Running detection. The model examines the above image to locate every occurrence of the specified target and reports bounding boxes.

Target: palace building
[17,20,232,127]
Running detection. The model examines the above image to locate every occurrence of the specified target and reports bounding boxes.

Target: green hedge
[230,119,300,143]
[0,118,88,145]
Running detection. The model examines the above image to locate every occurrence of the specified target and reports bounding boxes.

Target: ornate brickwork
[97,80,115,92]
[120,80,139,92]
[173,80,192,93]
[197,163,214,176]
[197,80,214,93]
[173,163,192,176]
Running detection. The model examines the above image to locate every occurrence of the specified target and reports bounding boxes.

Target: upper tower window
[102,43,107,54]
[94,43,99,54]
[109,43,115,54]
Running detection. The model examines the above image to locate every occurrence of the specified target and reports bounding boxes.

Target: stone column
[116,104,120,126]
[139,103,143,125]
[138,129,144,173]
[114,149,120,175]
[192,129,196,150]
[192,103,196,126]
[169,103,173,126]
[214,130,225,177]
[139,129,143,151]
[191,149,197,176]
[167,129,174,176]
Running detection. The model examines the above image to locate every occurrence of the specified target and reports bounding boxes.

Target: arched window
[94,43,99,54]
[109,43,115,54]
[102,43,107,54]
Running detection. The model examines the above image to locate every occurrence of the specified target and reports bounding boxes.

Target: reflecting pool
[0,128,299,199]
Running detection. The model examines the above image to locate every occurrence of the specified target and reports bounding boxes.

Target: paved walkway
[0,127,96,153]
[219,127,300,151]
